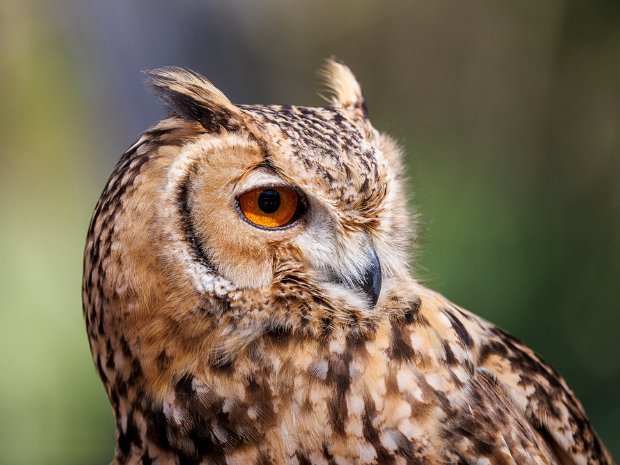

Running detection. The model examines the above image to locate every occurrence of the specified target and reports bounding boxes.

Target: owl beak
[333,245,382,306]
[360,246,382,306]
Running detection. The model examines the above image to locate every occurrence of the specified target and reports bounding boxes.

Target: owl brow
[235,167,292,196]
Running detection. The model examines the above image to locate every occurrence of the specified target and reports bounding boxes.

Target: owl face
[149,65,412,315]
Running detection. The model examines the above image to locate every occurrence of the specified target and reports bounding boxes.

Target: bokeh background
[0,1,618,464]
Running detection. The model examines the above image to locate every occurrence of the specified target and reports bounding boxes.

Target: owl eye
[238,186,303,229]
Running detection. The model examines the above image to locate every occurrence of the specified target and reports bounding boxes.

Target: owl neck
[105,319,396,464]
[101,280,424,464]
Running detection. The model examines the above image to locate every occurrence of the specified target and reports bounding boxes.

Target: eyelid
[235,169,287,196]
[237,182,295,197]
[236,183,307,205]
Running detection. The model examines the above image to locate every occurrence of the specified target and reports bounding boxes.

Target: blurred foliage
[0,1,618,464]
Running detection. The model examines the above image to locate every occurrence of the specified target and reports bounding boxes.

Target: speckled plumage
[83,61,614,465]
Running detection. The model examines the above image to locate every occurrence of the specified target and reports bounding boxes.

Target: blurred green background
[0,1,618,464]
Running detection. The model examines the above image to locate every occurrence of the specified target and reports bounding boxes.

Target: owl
[82,60,614,465]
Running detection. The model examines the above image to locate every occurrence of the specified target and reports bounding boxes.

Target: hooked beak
[360,246,382,305]
[333,245,382,306]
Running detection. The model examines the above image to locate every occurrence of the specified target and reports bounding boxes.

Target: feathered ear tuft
[147,67,243,133]
[319,58,368,119]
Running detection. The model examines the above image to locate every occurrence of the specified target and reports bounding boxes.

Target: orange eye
[238,186,302,229]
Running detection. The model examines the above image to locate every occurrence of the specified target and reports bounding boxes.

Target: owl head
[83,59,414,422]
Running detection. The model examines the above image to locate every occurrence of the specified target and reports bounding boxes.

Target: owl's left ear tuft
[147,67,244,133]
[319,58,368,120]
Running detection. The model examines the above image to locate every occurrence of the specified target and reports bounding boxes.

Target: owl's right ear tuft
[319,58,368,120]
[147,67,244,133]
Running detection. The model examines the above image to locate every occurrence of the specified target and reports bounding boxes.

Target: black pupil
[257,189,281,214]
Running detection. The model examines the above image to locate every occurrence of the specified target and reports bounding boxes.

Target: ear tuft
[147,67,243,133]
[318,58,368,119]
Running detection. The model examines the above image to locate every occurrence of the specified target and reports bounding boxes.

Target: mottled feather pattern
[83,60,614,465]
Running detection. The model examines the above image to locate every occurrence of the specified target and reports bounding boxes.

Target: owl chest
[196,338,460,464]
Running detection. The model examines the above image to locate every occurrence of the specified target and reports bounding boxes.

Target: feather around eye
[238,186,301,228]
